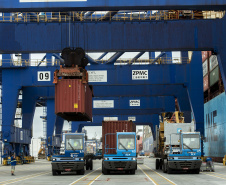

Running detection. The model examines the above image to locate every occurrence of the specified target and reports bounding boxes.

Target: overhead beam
[0,0,225,12]
[0,18,223,53]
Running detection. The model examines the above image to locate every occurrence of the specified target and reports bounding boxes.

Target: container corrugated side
[203,59,208,77]
[102,121,136,155]
[202,51,208,62]
[203,75,209,92]
[210,67,219,87]
[209,55,218,72]
[55,79,92,121]
[204,92,226,162]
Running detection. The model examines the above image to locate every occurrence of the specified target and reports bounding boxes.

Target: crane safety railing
[0,11,225,23]
[96,57,190,65]
[0,59,61,67]
[0,57,190,66]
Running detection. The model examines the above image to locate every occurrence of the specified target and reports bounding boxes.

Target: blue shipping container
[204,92,226,161]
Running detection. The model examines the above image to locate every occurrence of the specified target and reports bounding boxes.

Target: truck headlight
[52,158,56,161]
[80,158,84,161]
[132,158,136,161]
[104,158,109,160]
[168,157,174,160]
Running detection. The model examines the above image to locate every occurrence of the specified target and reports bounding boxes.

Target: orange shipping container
[202,51,208,62]
[55,79,93,121]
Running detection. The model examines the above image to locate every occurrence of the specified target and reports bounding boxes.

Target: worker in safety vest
[10,153,17,176]
[74,140,82,149]
[127,139,134,149]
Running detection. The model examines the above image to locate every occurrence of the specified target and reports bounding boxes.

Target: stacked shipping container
[202,51,226,162]
[202,51,224,102]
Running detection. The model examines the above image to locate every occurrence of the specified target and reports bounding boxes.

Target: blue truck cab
[102,132,137,175]
[51,133,85,175]
[165,132,202,174]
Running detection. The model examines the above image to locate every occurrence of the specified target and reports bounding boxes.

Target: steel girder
[0,18,224,53]
[0,0,225,12]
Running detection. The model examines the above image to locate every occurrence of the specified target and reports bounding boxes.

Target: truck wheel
[57,171,61,175]
[130,170,135,175]
[159,159,162,170]
[155,159,159,170]
[52,170,57,176]
[194,169,200,174]
[103,167,108,175]
[86,159,90,170]
[79,169,85,175]
[162,163,167,173]
[89,160,93,170]
[167,166,173,174]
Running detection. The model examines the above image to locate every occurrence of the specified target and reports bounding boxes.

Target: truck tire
[89,159,93,170]
[86,159,90,170]
[57,171,61,175]
[78,169,85,175]
[130,169,135,175]
[103,167,108,175]
[162,162,167,173]
[155,159,159,170]
[52,170,57,176]
[159,159,162,170]
[194,169,200,174]
[167,166,173,174]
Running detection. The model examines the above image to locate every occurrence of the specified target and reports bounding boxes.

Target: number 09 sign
[38,71,51,81]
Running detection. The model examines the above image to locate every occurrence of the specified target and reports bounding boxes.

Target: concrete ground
[0,158,226,185]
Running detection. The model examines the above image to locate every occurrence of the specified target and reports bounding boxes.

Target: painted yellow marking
[203,173,226,180]
[0,172,50,185]
[144,164,177,185]
[69,85,71,87]
[87,173,102,185]
[69,167,101,185]
[138,165,158,185]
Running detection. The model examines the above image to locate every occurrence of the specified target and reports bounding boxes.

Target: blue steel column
[46,99,56,155]
[2,69,20,142]
[46,53,52,66]
[71,122,80,132]
[21,53,30,66]
[2,54,12,67]
[22,88,36,130]
[187,51,204,135]
[55,116,64,136]
[181,51,192,122]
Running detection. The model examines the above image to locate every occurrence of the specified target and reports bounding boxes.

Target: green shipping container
[210,67,219,87]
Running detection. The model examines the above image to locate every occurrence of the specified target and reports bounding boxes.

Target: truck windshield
[65,135,83,150]
[118,135,135,150]
[183,134,200,149]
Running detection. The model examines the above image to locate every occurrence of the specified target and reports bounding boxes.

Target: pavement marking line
[69,167,101,185]
[0,171,49,184]
[144,164,177,185]
[0,172,50,185]
[203,173,226,180]
[138,165,158,185]
[87,173,102,185]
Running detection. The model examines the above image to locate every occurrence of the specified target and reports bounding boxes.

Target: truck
[51,133,93,175]
[102,121,138,175]
[155,112,202,174]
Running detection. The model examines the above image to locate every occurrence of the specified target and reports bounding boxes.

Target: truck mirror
[85,136,88,141]
[100,137,102,142]
[163,137,166,142]
[137,135,140,140]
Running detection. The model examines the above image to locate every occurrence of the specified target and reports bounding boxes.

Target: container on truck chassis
[51,133,93,175]
[155,112,202,174]
[102,121,139,175]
